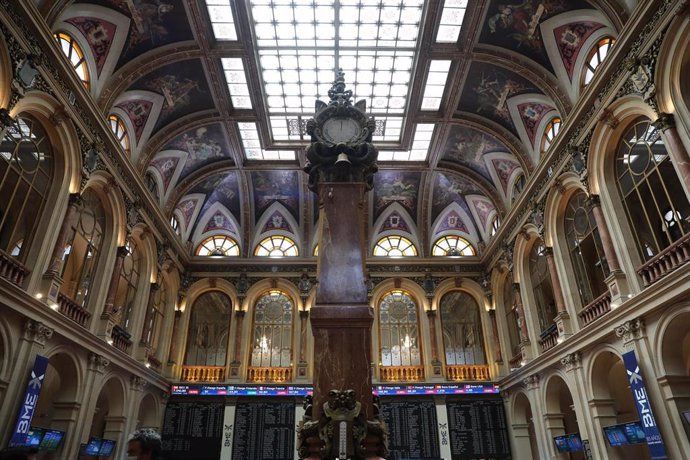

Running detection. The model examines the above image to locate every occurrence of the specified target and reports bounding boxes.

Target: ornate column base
[297,361,309,379]
[39,271,63,304]
[297,391,388,460]
[555,311,572,340]
[605,270,630,309]
[431,359,443,379]
[520,340,532,364]
[229,361,241,379]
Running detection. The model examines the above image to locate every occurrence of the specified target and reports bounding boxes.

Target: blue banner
[9,355,49,447]
[622,350,667,459]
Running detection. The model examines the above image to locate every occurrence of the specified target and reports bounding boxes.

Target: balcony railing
[111,325,132,353]
[181,365,225,382]
[0,249,29,286]
[57,293,91,327]
[445,364,490,381]
[379,365,424,382]
[578,291,612,327]
[638,232,690,286]
[539,324,559,352]
[509,353,522,369]
[247,367,292,383]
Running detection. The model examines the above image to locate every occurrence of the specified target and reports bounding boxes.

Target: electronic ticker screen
[25,427,44,448]
[84,437,102,455]
[98,439,116,457]
[603,422,646,446]
[39,429,65,452]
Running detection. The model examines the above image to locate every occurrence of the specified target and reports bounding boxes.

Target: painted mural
[517,102,554,145]
[250,171,300,222]
[115,99,152,143]
[379,211,411,234]
[149,154,179,190]
[65,17,116,76]
[175,196,200,230]
[163,123,233,180]
[431,172,482,222]
[202,210,237,235]
[459,62,540,134]
[435,209,470,234]
[130,60,212,133]
[441,125,509,179]
[479,0,593,72]
[554,21,605,80]
[78,0,193,68]
[373,171,421,223]
[490,157,522,197]
[190,171,241,220]
[261,210,293,233]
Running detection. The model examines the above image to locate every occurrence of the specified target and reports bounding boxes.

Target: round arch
[541,373,581,458]
[510,390,538,460]
[0,32,12,108]
[136,392,161,429]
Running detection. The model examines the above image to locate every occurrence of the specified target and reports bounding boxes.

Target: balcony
[445,364,490,381]
[111,325,132,353]
[578,291,612,327]
[181,365,226,382]
[539,324,559,352]
[379,365,424,382]
[638,232,690,286]
[0,249,29,286]
[57,293,91,327]
[247,367,292,383]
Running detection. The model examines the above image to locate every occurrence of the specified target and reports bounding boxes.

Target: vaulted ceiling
[41,0,629,259]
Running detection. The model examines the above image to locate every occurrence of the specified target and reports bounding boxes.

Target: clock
[322,117,360,144]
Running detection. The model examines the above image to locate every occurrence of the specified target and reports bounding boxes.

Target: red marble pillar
[299,309,309,364]
[543,247,567,314]
[512,283,529,343]
[586,195,622,273]
[45,193,81,274]
[655,113,690,198]
[232,309,245,365]
[103,246,128,316]
[489,309,502,363]
[140,283,159,345]
[426,309,440,364]
[167,310,182,363]
[310,182,374,420]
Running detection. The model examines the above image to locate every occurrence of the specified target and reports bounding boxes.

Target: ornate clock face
[322,117,360,143]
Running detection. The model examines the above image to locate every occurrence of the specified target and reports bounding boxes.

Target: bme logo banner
[622,350,668,460]
[9,355,49,447]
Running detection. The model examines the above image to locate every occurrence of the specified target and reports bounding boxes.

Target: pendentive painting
[251,170,300,222]
[373,171,421,223]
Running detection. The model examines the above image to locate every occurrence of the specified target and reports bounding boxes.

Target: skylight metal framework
[205,0,238,40]
[238,122,295,160]
[436,0,467,43]
[379,123,435,162]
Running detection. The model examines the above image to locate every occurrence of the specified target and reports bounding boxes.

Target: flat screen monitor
[24,427,44,448]
[84,437,102,456]
[553,433,583,452]
[553,435,570,452]
[39,429,65,452]
[682,410,690,425]
[603,421,646,446]
[98,439,116,457]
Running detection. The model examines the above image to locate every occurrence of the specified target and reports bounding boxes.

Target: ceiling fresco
[46,0,625,257]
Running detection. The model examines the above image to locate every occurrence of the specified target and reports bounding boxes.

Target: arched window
[512,173,526,204]
[0,115,54,265]
[490,215,500,237]
[54,32,90,90]
[373,235,418,257]
[184,291,232,367]
[541,118,561,154]
[440,291,486,365]
[503,274,521,361]
[114,240,140,331]
[59,189,105,308]
[379,290,421,367]
[145,172,159,200]
[529,241,557,332]
[254,235,298,257]
[432,235,475,256]
[170,215,180,236]
[196,235,240,256]
[250,291,293,369]
[583,37,615,86]
[109,114,130,154]
[564,191,608,306]
[616,118,690,260]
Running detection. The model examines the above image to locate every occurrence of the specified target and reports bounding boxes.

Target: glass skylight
[221,58,252,109]
[237,122,295,160]
[421,60,451,110]
[249,0,425,144]
[379,124,435,162]
[436,0,467,43]
[205,0,238,40]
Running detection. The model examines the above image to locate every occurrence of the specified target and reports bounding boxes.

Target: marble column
[298,309,309,379]
[103,245,128,316]
[488,309,503,363]
[544,246,571,337]
[655,113,690,200]
[40,193,81,302]
[167,310,182,364]
[140,283,159,346]
[426,309,442,376]
[513,283,532,361]
[230,309,245,378]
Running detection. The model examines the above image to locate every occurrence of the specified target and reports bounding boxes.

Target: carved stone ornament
[297,389,388,460]
[522,374,540,389]
[560,351,581,371]
[614,318,645,344]
[88,353,110,372]
[131,375,147,391]
[24,320,54,345]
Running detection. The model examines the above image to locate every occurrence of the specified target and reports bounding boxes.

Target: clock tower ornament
[304,70,378,191]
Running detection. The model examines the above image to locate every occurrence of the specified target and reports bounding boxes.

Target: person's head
[127,429,162,460]
[0,446,38,460]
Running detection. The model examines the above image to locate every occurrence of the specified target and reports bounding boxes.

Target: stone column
[40,193,81,302]
[140,283,159,346]
[586,194,630,307]
[513,283,532,362]
[230,309,245,378]
[560,352,598,457]
[297,309,309,379]
[69,353,109,460]
[655,113,690,200]
[543,247,572,338]
[426,310,443,377]
[167,310,182,364]
[103,245,128,316]
[523,374,549,458]
[120,376,147,460]
[488,309,503,363]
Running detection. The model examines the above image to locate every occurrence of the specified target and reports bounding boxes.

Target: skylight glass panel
[249,0,425,144]
[436,0,467,43]
[221,58,252,109]
[378,124,434,161]
[237,122,295,160]
[205,0,238,40]
[421,60,451,111]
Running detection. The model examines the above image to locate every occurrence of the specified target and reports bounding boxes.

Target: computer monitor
[622,422,646,444]
[39,429,65,452]
[603,421,646,446]
[682,410,690,425]
[84,437,102,456]
[553,433,583,452]
[98,439,116,457]
[603,424,628,447]
[24,427,44,448]
[553,435,570,452]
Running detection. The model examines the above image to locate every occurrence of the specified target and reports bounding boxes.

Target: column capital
[68,192,83,207]
[522,373,540,390]
[653,112,675,131]
[116,245,129,258]
[235,309,246,319]
[88,353,110,373]
[614,317,645,344]
[23,320,54,345]
[543,246,554,257]
[585,193,601,210]
[560,351,581,371]
[299,309,309,319]
[425,309,437,318]
[130,375,147,391]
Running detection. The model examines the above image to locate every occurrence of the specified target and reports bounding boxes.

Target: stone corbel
[614,317,645,347]
[130,375,147,392]
[560,351,581,371]
[88,353,110,373]
[522,374,540,390]
[24,320,54,346]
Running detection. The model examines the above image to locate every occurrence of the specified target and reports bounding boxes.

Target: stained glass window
[251,291,293,368]
[196,235,240,256]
